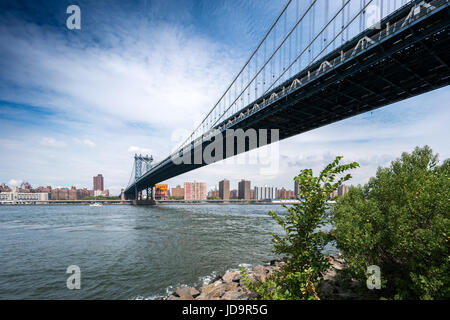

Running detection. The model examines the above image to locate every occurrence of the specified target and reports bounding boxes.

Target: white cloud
[128,146,153,155]
[39,137,67,148]
[8,179,22,187]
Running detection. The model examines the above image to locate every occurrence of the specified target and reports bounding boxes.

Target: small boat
[90,202,103,207]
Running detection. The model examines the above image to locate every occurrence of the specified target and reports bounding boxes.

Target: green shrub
[241,156,359,299]
[333,146,450,299]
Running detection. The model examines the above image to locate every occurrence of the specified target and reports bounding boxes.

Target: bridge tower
[134,154,154,200]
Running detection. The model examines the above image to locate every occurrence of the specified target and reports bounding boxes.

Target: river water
[0,204,336,299]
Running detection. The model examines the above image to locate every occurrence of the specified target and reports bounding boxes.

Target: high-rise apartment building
[254,186,278,200]
[238,179,251,200]
[329,185,349,198]
[294,181,300,198]
[93,174,104,191]
[338,184,349,196]
[219,179,230,200]
[230,189,238,199]
[184,181,207,201]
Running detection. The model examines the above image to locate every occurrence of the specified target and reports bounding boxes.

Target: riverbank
[163,254,362,300]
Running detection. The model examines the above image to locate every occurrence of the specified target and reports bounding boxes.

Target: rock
[210,274,222,283]
[269,259,279,266]
[175,287,191,298]
[196,283,227,300]
[175,286,200,299]
[252,265,267,274]
[222,271,240,283]
[179,295,194,300]
[225,282,239,291]
[323,268,337,281]
[166,295,180,300]
[252,266,268,282]
[190,287,200,297]
[274,261,285,268]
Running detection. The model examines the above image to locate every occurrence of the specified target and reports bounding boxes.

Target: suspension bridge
[124,0,450,201]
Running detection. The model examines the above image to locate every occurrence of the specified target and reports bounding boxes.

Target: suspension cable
[176,0,294,150]
[211,0,318,129]
[264,0,375,96]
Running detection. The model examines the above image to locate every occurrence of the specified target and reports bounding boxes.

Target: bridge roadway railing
[128,0,448,193]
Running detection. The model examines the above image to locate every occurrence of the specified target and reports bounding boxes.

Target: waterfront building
[278,188,295,199]
[229,189,238,199]
[219,179,230,200]
[155,184,168,200]
[35,186,52,193]
[93,174,104,191]
[238,179,251,200]
[0,188,50,204]
[184,181,207,201]
[171,185,184,199]
[52,188,69,200]
[52,187,93,200]
[254,186,278,200]
[0,183,11,193]
[208,189,219,199]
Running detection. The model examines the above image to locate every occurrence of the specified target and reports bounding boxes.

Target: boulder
[175,286,200,298]
[224,281,239,291]
[252,266,268,282]
[222,271,240,283]
[252,265,267,274]
[190,287,200,297]
[196,283,227,300]
[166,295,180,300]
[323,268,337,281]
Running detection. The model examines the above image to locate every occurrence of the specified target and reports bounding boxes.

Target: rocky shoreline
[163,254,361,300]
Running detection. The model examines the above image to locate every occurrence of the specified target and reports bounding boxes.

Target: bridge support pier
[131,186,155,205]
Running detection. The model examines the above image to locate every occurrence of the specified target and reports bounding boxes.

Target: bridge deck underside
[126,2,450,197]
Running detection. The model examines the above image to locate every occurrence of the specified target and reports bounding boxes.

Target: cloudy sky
[0,0,449,195]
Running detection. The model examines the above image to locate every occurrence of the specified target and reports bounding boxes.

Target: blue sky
[0,0,449,195]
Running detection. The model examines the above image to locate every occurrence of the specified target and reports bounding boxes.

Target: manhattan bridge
[124,0,450,201]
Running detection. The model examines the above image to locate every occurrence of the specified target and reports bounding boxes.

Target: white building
[254,186,278,200]
[0,188,49,204]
